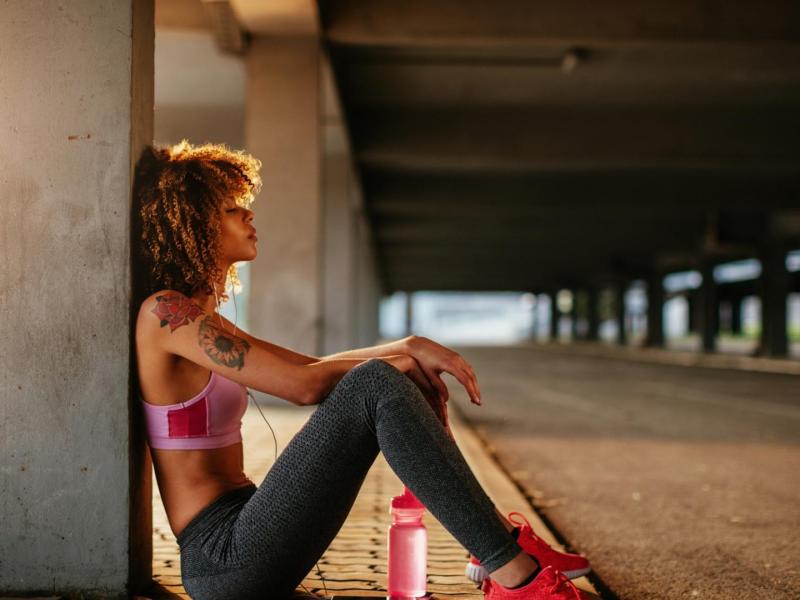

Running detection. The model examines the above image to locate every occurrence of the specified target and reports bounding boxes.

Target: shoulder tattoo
[198,315,251,370]
[151,292,204,332]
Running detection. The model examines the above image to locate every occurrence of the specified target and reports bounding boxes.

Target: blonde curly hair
[132,139,262,304]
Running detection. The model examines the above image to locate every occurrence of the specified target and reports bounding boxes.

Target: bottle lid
[391,487,425,510]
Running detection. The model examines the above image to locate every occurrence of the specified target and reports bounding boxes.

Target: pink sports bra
[139,370,248,450]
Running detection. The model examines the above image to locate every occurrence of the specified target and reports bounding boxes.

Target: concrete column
[530,293,540,339]
[616,282,628,345]
[570,289,579,340]
[730,296,743,335]
[405,291,415,336]
[320,51,383,352]
[320,54,372,354]
[353,208,382,347]
[586,287,600,341]
[549,291,560,340]
[698,260,719,353]
[687,292,697,333]
[0,2,154,597]
[757,245,789,357]
[645,272,665,347]
[245,36,322,355]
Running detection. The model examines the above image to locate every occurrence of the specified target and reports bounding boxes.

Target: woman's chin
[237,250,257,261]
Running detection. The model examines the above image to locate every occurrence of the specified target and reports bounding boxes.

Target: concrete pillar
[757,245,789,357]
[570,289,579,340]
[245,36,323,355]
[531,293,541,339]
[687,292,697,333]
[586,287,600,341]
[405,291,415,336]
[645,272,665,347]
[321,54,382,353]
[616,282,628,345]
[730,296,743,335]
[0,2,154,597]
[353,209,382,347]
[718,299,732,332]
[549,291,560,340]
[698,260,719,353]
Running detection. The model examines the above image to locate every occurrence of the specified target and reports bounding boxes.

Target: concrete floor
[447,343,800,600]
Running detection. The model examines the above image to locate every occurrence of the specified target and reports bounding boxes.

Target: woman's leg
[185,358,524,599]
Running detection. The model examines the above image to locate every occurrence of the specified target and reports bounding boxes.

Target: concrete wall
[244,36,323,356]
[0,2,154,597]
[154,28,246,148]
[320,54,382,354]
[354,209,383,347]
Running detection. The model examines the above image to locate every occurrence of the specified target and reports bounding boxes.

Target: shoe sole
[465,563,591,583]
[465,562,488,583]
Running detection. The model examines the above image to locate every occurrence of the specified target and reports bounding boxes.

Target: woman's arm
[139,291,362,406]
[216,314,319,365]
[321,336,416,361]
[218,313,415,366]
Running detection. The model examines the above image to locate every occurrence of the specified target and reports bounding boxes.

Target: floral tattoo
[198,315,250,370]
[151,292,204,332]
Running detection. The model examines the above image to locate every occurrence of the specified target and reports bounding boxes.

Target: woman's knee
[340,358,407,389]
[322,358,418,410]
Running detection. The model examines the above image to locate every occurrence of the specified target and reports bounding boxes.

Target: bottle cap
[391,487,425,510]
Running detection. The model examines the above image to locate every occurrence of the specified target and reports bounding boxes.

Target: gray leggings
[176,358,521,599]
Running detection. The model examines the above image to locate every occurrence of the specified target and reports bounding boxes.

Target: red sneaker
[466,512,591,583]
[481,565,594,600]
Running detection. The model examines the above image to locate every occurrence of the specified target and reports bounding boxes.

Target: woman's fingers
[408,365,449,425]
[420,365,450,405]
[464,362,482,401]
[448,362,482,406]
[461,361,482,405]
[406,366,435,399]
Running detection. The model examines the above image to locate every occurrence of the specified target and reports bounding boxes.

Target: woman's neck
[192,263,231,313]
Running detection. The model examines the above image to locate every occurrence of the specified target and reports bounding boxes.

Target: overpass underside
[318,0,800,357]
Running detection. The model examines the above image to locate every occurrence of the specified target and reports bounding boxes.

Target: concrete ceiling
[317,0,800,293]
[156,0,800,294]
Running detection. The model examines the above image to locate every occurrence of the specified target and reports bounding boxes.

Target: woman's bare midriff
[151,442,254,538]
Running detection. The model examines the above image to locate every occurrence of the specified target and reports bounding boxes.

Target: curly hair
[132,139,262,304]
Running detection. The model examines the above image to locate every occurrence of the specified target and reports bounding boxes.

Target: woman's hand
[404,336,482,407]
[380,354,456,441]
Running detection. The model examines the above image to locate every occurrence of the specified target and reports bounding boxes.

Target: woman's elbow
[296,389,319,407]
[295,368,324,406]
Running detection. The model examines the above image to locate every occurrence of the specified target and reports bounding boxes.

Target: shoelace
[545,568,583,599]
[481,567,583,599]
[508,511,553,553]
[481,578,493,594]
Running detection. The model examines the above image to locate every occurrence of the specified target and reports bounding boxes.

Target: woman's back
[135,298,254,538]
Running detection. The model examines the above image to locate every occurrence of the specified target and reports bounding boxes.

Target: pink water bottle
[387,486,428,599]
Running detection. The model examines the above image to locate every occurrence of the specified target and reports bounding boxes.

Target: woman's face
[217,197,257,263]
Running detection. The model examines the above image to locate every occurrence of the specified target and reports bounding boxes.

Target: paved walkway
[139,395,597,599]
[449,343,800,600]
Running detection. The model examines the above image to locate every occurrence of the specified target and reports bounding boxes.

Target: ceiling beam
[320,0,800,48]
[329,43,800,109]
[352,106,800,173]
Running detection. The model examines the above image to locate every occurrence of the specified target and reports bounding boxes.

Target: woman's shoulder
[137,288,197,318]
[136,289,194,337]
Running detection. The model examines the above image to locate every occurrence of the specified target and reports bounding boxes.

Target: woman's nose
[244,209,254,223]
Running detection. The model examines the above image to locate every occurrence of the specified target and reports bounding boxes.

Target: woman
[132,140,592,600]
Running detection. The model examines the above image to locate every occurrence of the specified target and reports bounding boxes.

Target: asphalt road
[448,344,800,600]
